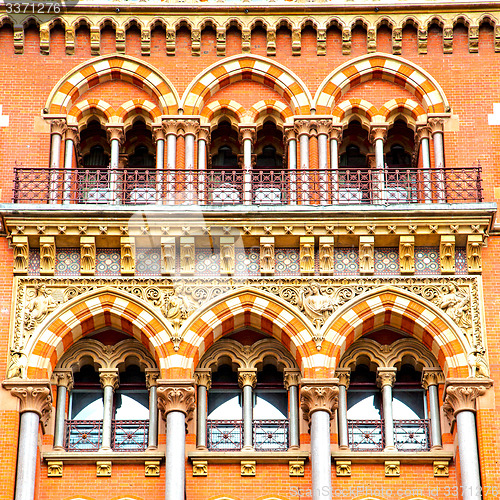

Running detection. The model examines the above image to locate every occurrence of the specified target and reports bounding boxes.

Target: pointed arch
[314,53,449,115]
[45,54,180,115]
[116,98,162,128]
[332,98,378,124]
[181,54,312,115]
[248,99,293,127]
[24,288,173,379]
[200,99,246,125]
[380,97,426,124]
[67,98,115,127]
[321,286,469,378]
[175,287,318,378]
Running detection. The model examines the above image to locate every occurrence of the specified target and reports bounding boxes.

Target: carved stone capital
[178,119,200,137]
[152,125,165,143]
[421,368,444,390]
[377,368,397,388]
[198,126,210,143]
[335,368,351,389]
[315,119,333,136]
[65,125,80,145]
[369,126,388,144]
[329,126,343,142]
[415,125,431,143]
[294,119,313,137]
[162,119,179,136]
[238,369,257,389]
[157,380,196,419]
[300,379,339,420]
[428,118,445,135]
[3,380,52,421]
[194,369,212,390]
[145,369,160,389]
[283,369,301,390]
[99,369,119,390]
[50,119,67,136]
[51,369,74,391]
[283,126,296,143]
[443,378,493,423]
[238,126,256,143]
[106,125,125,144]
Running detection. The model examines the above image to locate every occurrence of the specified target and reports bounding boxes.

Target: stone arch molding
[22,287,174,379]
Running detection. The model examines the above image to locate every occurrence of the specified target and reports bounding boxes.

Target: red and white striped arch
[380,97,427,123]
[332,99,378,124]
[45,54,180,116]
[181,55,312,116]
[25,289,172,379]
[322,287,469,378]
[248,99,293,126]
[67,99,115,127]
[314,53,449,115]
[117,98,162,125]
[200,99,246,124]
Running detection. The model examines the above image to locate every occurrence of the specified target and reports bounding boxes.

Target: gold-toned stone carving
[216,28,226,57]
[238,369,257,388]
[115,28,125,53]
[467,234,482,273]
[359,236,374,274]
[80,237,95,275]
[298,281,337,333]
[37,225,46,235]
[319,236,334,274]
[180,237,195,275]
[305,225,314,235]
[377,368,396,388]
[400,235,415,274]
[336,460,351,477]
[90,26,100,55]
[385,460,400,477]
[141,28,151,56]
[40,236,55,275]
[220,237,235,275]
[145,461,160,477]
[52,369,74,391]
[283,369,301,389]
[292,28,301,56]
[289,460,304,477]
[443,25,453,54]
[421,368,443,390]
[121,237,135,275]
[47,461,63,477]
[367,27,376,53]
[241,28,251,53]
[300,380,339,421]
[145,369,160,390]
[300,236,315,274]
[157,381,196,420]
[96,461,112,477]
[65,26,75,55]
[284,226,293,235]
[418,27,427,54]
[335,369,351,389]
[3,380,52,426]
[433,460,449,477]
[342,27,351,55]
[39,25,50,55]
[192,460,208,476]
[436,282,470,329]
[13,26,24,54]
[99,369,119,390]
[13,235,29,275]
[241,460,256,476]
[260,237,275,275]
[194,369,212,390]
[495,25,500,52]
[392,27,402,55]
[6,349,27,379]
[166,29,176,56]
[469,25,479,53]
[161,237,176,275]
[467,346,490,378]
[24,283,56,331]
[317,29,326,56]
[267,28,276,56]
[440,235,455,274]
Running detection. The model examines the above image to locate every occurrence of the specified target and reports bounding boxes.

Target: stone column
[316,120,332,204]
[422,368,443,449]
[443,378,493,500]
[239,126,256,205]
[300,380,339,500]
[377,368,397,450]
[369,126,388,204]
[106,126,124,205]
[49,119,66,203]
[157,380,196,500]
[415,125,432,202]
[284,369,301,450]
[99,368,119,450]
[197,127,210,205]
[429,118,445,202]
[330,126,342,202]
[295,120,312,204]
[181,119,200,203]
[152,125,165,203]
[194,368,212,450]
[62,126,79,203]
[51,369,73,450]
[3,380,52,500]
[163,119,179,205]
[145,368,160,449]
[335,368,351,450]
[238,368,257,450]
[284,126,297,204]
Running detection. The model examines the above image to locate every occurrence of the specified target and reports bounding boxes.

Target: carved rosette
[442,378,493,424]
[194,369,212,390]
[157,380,196,420]
[300,380,339,421]
[238,369,257,389]
[3,380,53,425]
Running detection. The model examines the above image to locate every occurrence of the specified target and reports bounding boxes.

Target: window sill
[42,448,165,464]
[188,450,309,464]
[332,449,454,464]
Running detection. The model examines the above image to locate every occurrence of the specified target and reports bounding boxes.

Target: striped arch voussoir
[314,53,448,115]
[201,99,246,124]
[67,99,115,126]
[117,99,162,124]
[26,290,171,379]
[46,55,180,116]
[332,98,377,123]
[322,288,469,379]
[380,98,426,122]
[176,289,317,378]
[248,99,293,125]
[181,55,312,116]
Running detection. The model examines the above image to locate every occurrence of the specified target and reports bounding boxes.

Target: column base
[288,445,300,451]
[99,446,112,452]
[241,445,254,452]
[146,445,159,451]
[383,446,397,452]
[196,446,208,451]
[338,445,350,451]
[431,445,443,450]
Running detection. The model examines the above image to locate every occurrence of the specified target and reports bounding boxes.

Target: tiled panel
[275,248,300,276]
[235,247,260,276]
[55,248,81,276]
[374,248,400,275]
[136,248,161,276]
[455,247,468,275]
[333,248,359,275]
[414,247,440,275]
[28,249,40,276]
[95,249,121,276]
[195,248,220,276]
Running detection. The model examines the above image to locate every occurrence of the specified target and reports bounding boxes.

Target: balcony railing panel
[111,419,149,452]
[347,419,385,452]
[207,419,243,451]
[12,166,483,206]
[394,419,431,452]
[253,419,289,451]
[64,419,103,452]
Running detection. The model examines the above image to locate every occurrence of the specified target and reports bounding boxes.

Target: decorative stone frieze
[467,234,482,274]
[300,236,315,275]
[96,461,112,477]
[194,369,212,390]
[157,380,196,419]
[289,460,305,477]
[80,237,95,275]
[120,237,135,275]
[385,460,400,477]
[3,380,52,426]
[336,460,351,477]
[440,235,455,274]
[241,460,256,476]
[145,461,160,477]
[220,237,235,275]
[40,236,55,275]
[300,379,339,421]
[12,236,29,275]
[192,460,208,476]
[260,237,275,275]
[180,237,195,275]
[47,461,63,477]
[399,235,415,274]
[238,369,257,389]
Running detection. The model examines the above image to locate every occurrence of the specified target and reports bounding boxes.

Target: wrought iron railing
[347,419,431,452]
[64,419,103,452]
[12,166,483,205]
[207,419,289,451]
[112,419,149,452]
[394,419,431,452]
[64,419,148,452]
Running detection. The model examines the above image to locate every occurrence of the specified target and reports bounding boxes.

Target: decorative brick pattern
[275,248,300,276]
[28,249,40,276]
[333,248,359,275]
[235,248,260,276]
[455,247,468,275]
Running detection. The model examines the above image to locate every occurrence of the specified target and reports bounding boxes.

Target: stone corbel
[342,27,351,55]
[12,235,29,275]
[260,237,275,275]
[13,25,24,54]
[443,24,453,54]
[359,235,374,275]
[120,237,135,275]
[440,235,455,274]
[166,28,176,56]
[300,379,339,421]
[367,27,376,53]
[220,237,235,275]
[216,28,226,56]
[468,25,479,53]
[267,28,276,56]
[161,237,176,275]
[316,28,326,56]
[319,236,334,274]
[157,380,196,421]
[399,235,415,275]
[467,235,482,273]
[418,27,428,54]
[392,27,402,55]
[40,24,50,55]
[115,28,126,53]
[241,28,251,53]
[180,237,195,275]
[65,26,75,55]
[300,236,315,275]
[40,236,55,275]
[292,28,301,56]
[90,26,100,55]
[495,25,500,53]
[80,236,96,275]
[141,28,151,56]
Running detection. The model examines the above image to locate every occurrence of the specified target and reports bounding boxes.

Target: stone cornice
[300,379,339,421]
[157,379,196,419]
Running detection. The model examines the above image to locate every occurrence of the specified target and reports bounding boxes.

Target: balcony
[12,166,483,206]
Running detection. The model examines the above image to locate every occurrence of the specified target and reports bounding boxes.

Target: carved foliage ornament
[157,382,196,420]
[442,379,492,424]
[3,381,52,428]
[300,382,339,421]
